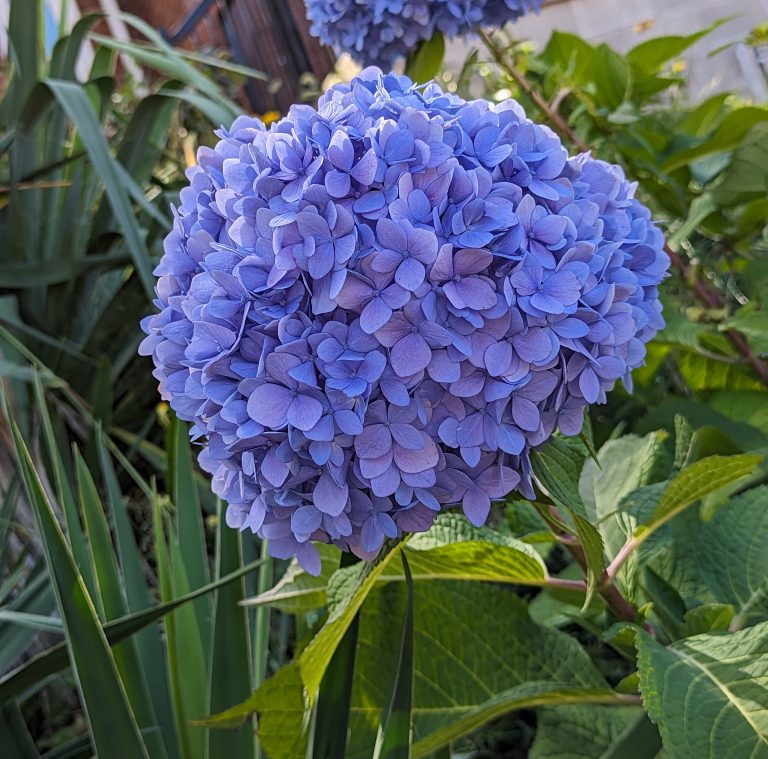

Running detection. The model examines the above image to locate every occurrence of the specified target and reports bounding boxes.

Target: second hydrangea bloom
[306,0,543,68]
[140,69,668,573]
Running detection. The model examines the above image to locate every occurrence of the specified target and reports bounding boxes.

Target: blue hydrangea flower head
[141,69,669,574]
[306,0,543,68]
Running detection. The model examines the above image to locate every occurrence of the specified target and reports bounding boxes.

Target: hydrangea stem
[541,504,639,624]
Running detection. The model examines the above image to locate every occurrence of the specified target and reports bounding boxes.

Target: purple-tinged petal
[391,333,431,377]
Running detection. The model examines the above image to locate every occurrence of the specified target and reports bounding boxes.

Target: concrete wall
[447,0,768,99]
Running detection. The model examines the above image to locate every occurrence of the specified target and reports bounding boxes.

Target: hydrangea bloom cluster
[140,68,668,574]
[306,0,542,68]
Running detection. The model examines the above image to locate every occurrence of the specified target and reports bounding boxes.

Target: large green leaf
[713,122,768,206]
[7,410,148,758]
[637,623,768,758]
[202,544,403,757]
[696,486,768,624]
[348,582,629,758]
[401,533,549,587]
[531,438,605,605]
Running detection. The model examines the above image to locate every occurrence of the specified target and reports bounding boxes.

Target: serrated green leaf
[530,705,644,759]
[637,623,768,758]
[713,122,768,206]
[678,350,767,392]
[645,454,761,532]
[570,510,605,610]
[697,486,768,623]
[202,664,308,758]
[680,604,734,638]
[720,304,768,356]
[347,582,629,759]
[642,566,686,639]
[580,433,669,574]
[398,538,549,586]
[532,436,588,515]
[599,713,663,759]
[301,544,403,698]
[662,107,768,172]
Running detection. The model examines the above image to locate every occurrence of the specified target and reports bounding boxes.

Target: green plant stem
[478,29,589,152]
[602,537,641,586]
[542,505,638,624]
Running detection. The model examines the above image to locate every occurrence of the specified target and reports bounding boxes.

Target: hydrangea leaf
[530,706,649,759]
[680,604,735,638]
[643,453,762,535]
[580,432,670,559]
[532,436,588,517]
[636,623,768,758]
[399,539,548,586]
[302,542,405,697]
[697,486,768,624]
[242,544,341,613]
[347,582,629,758]
[197,664,308,759]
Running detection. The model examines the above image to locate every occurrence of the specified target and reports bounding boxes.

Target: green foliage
[474,19,768,405]
[405,32,446,84]
[637,624,768,757]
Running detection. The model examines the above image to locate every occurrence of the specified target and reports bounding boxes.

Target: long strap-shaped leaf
[0,552,265,703]
[26,79,156,298]
[374,552,415,759]
[6,410,149,758]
